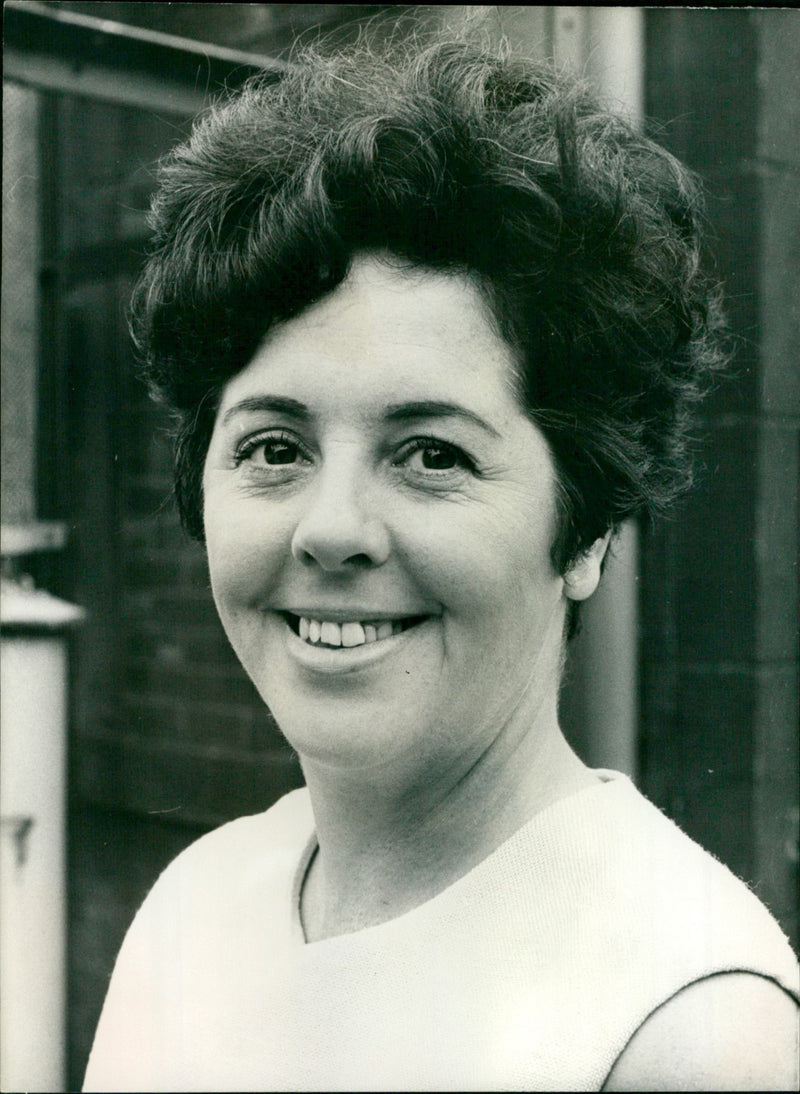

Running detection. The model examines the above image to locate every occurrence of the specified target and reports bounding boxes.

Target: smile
[283,614,428,649]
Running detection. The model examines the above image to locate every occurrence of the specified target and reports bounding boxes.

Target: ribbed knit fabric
[84,771,799,1092]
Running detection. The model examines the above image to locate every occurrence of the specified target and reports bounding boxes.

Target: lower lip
[284,620,428,675]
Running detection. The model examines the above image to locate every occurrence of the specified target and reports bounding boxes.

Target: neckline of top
[290,767,630,947]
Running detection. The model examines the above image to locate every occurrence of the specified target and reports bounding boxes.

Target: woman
[84,40,798,1091]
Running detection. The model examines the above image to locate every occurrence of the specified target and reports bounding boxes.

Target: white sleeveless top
[84,771,799,1091]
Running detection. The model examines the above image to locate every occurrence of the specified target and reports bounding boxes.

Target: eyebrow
[221,395,499,437]
[222,395,309,426]
[384,401,500,437]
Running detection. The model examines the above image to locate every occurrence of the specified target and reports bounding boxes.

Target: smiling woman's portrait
[65,27,800,1091]
[202,256,580,791]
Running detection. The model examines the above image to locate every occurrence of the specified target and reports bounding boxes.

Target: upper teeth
[298,618,399,647]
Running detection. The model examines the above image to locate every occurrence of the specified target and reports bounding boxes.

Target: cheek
[396,495,560,627]
[203,489,291,612]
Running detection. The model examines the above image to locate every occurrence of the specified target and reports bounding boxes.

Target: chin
[270,698,441,782]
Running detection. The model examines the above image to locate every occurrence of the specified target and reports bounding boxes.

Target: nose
[290,460,391,571]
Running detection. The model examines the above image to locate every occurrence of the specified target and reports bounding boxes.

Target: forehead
[218,255,522,420]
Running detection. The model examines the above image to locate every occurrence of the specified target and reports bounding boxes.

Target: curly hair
[132,37,724,576]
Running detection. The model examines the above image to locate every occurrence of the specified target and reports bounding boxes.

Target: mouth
[281,612,429,649]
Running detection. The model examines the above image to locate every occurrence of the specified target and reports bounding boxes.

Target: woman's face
[204,255,591,787]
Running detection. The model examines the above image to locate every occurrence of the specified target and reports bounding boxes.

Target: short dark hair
[132,37,725,575]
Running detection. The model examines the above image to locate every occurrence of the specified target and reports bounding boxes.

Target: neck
[299,700,596,942]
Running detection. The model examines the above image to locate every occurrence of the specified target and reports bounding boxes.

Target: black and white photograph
[2,5,799,1091]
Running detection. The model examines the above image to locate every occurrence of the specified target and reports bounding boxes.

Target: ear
[563,531,612,602]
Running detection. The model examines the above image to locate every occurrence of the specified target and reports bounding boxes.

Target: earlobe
[563,532,612,602]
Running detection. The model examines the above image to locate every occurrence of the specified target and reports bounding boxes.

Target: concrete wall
[642,8,799,946]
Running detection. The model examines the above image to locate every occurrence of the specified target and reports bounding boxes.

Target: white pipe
[571,523,640,777]
[1,585,83,1093]
[585,7,644,125]
[553,9,644,778]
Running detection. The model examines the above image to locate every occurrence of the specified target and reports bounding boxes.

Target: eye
[414,443,460,470]
[234,430,310,468]
[397,437,476,477]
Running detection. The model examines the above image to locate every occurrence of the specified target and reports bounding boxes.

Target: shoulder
[179,785,313,862]
[83,788,313,1091]
[604,971,800,1091]
[588,777,795,965]
[116,787,314,952]
[542,774,800,1084]
[145,786,313,900]
[525,777,798,986]
[107,787,313,996]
